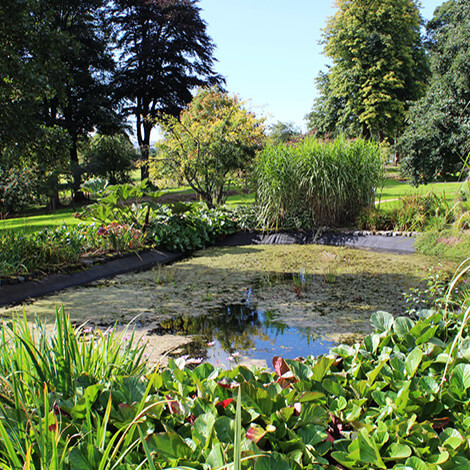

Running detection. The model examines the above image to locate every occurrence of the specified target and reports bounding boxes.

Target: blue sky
[198,0,446,131]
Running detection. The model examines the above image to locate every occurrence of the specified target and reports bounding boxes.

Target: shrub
[0,165,40,214]
[256,136,384,228]
[149,204,238,252]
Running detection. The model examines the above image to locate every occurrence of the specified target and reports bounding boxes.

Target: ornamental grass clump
[255,136,384,228]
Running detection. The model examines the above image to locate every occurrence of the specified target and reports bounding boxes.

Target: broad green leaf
[405,348,423,378]
[300,403,328,425]
[415,325,439,345]
[440,428,464,450]
[366,359,387,385]
[451,363,470,391]
[311,356,335,382]
[384,443,412,460]
[150,432,192,460]
[192,363,217,381]
[393,317,415,339]
[349,428,386,468]
[254,452,291,470]
[240,382,273,416]
[205,443,225,468]
[331,450,357,468]
[297,424,328,447]
[364,333,381,354]
[298,391,325,403]
[192,413,215,448]
[214,416,234,444]
[405,456,430,470]
[330,396,347,412]
[371,311,394,333]
[323,378,346,397]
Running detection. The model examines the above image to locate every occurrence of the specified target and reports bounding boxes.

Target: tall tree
[36,0,121,197]
[306,70,359,138]
[320,0,429,141]
[397,0,470,184]
[113,0,224,179]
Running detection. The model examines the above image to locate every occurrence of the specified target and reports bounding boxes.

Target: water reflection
[150,300,334,368]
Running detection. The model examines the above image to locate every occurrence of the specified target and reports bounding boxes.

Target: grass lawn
[1,175,465,233]
[0,208,83,234]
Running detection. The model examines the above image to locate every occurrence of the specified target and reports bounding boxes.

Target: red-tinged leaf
[332,357,343,367]
[273,356,290,377]
[276,376,298,389]
[216,398,234,409]
[166,395,183,415]
[53,404,71,419]
[246,425,266,444]
[217,380,238,389]
[49,424,57,432]
[432,417,450,431]
[185,414,196,425]
[325,430,335,442]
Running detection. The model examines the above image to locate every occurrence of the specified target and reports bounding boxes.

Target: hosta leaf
[300,403,328,425]
[364,334,381,354]
[371,311,394,333]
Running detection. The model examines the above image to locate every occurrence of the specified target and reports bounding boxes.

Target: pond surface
[150,296,335,369]
[0,245,451,369]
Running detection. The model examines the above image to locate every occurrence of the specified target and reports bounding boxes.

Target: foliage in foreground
[0,261,469,468]
[255,137,383,228]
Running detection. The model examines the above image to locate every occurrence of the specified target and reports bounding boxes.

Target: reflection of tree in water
[150,304,271,355]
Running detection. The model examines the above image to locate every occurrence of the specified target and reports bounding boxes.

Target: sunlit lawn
[1,176,465,233]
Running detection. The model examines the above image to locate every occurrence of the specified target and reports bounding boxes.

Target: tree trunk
[70,136,86,202]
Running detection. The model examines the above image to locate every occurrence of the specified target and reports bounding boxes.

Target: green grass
[376,179,465,209]
[0,208,82,234]
[1,176,464,234]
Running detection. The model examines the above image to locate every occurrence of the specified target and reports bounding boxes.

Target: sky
[197,0,446,131]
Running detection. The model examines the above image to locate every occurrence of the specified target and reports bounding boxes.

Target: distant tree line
[307,0,470,184]
[0,0,223,211]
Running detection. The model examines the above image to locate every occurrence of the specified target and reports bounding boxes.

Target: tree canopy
[397,0,470,184]
[316,0,428,141]
[113,0,224,178]
[155,88,265,208]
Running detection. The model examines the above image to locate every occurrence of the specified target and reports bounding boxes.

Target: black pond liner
[0,230,416,307]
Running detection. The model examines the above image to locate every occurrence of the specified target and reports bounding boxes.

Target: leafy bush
[149,204,238,252]
[256,136,384,228]
[0,165,40,214]
[0,259,469,468]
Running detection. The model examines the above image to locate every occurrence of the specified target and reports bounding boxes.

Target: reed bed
[255,136,384,228]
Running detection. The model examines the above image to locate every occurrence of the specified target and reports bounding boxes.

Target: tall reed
[255,136,384,228]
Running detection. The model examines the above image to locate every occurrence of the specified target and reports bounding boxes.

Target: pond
[0,245,451,369]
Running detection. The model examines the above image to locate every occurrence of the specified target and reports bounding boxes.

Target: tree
[113,0,224,179]
[84,133,137,184]
[0,0,122,204]
[306,70,359,138]
[397,0,470,184]
[36,0,121,198]
[155,88,265,208]
[320,0,429,141]
[268,121,302,145]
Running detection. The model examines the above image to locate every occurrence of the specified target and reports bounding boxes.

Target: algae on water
[0,245,454,365]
